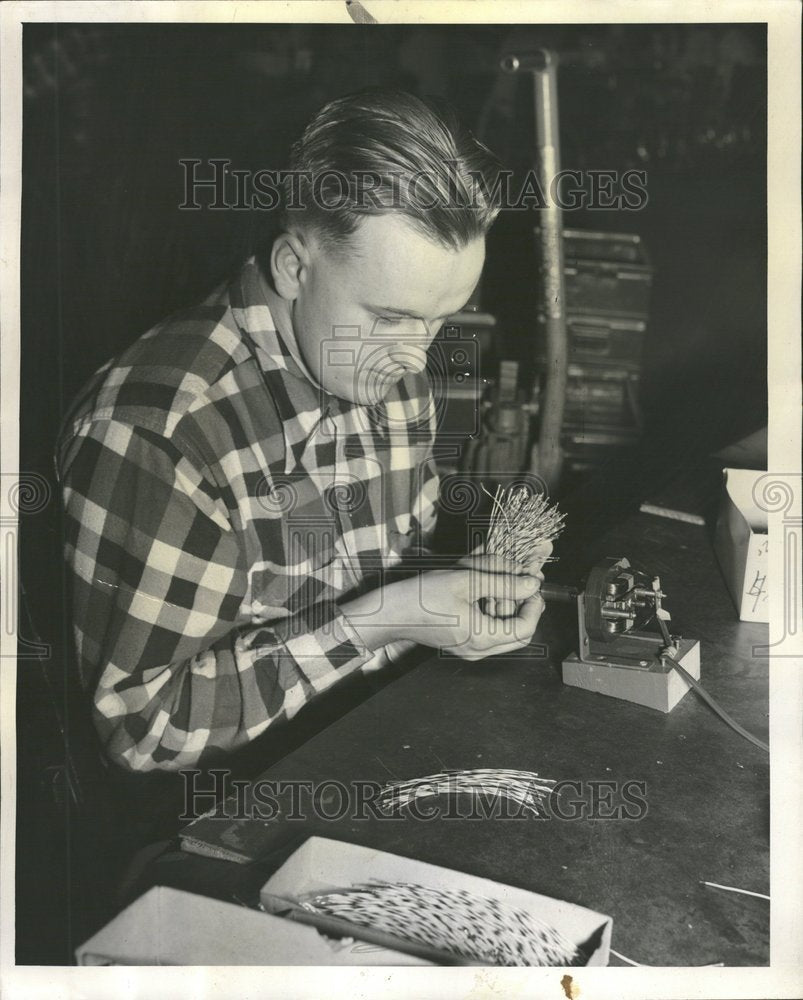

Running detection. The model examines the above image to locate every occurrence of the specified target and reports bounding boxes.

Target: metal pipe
[501,49,568,491]
[499,52,549,73]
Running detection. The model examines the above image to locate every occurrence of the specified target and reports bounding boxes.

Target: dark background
[18,22,766,963]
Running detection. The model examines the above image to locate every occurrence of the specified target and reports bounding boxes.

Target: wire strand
[610,947,723,967]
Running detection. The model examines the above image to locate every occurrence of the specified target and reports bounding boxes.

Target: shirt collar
[255,267,320,387]
[229,258,380,475]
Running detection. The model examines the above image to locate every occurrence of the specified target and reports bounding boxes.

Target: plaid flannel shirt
[58,257,439,771]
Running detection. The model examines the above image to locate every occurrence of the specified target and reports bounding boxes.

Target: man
[58,89,547,773]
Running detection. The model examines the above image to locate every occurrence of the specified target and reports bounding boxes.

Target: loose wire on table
[610,947,723,968]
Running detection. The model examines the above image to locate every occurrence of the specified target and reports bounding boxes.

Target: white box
[714,468,769,622]
[261,836,612,966]
[75,886,427,966]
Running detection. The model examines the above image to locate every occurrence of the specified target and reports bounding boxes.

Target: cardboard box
[75,886,427,966]
[714,468,769,622]
[261,836,612,966]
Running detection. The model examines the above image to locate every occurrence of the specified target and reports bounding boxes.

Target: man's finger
[471,571,539,602]
[514,593,546,633]
[484,597,545,655]
[488,598,517,618]
[458,553,523,575]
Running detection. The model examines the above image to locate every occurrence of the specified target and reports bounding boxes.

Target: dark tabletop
[161,511,769,967]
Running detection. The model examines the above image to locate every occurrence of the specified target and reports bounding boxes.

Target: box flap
[723,468,768,532]
[76,886,429,966]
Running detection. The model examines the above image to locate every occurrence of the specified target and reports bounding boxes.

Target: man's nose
[388,345,429,375]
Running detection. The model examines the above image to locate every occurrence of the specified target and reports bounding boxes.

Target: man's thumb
[475,571,538,600]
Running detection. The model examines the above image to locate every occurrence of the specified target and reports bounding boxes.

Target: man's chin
[317,364,406,405]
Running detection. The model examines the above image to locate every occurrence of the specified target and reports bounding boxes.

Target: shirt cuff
[252,599,372,674]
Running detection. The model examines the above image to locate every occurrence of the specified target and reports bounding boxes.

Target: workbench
[142,511,770,966]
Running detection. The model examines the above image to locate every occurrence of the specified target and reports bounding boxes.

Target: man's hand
[459,542,552,619]
[343,560,544,661]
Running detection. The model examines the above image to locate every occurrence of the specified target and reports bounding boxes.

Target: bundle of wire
[301,880,582,966]
[376,768,557,818]
[484,484,566,565]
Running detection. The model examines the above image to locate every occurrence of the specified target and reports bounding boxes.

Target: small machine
[542,557,701,713]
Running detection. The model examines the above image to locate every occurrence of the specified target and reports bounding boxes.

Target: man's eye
[376,315,403,326]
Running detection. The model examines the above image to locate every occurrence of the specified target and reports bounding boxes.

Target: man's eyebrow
[363,304,426,319]
[363,300,471,319]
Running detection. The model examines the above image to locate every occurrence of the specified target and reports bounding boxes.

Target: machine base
[562,638,701,713]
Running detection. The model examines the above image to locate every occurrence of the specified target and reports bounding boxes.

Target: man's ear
[270,231,309,301]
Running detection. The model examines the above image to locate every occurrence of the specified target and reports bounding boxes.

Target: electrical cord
[653,610,768,754]
[662,652,769,754]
